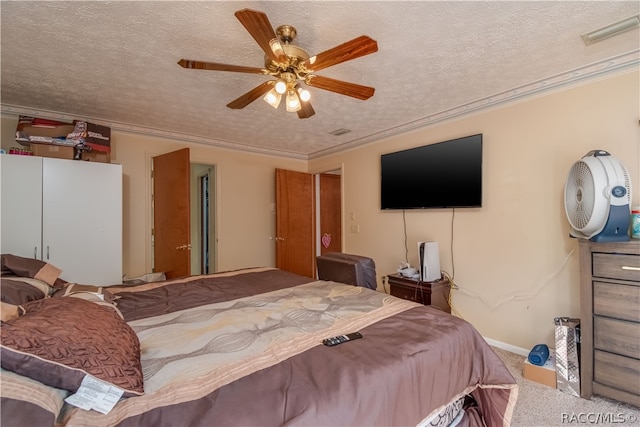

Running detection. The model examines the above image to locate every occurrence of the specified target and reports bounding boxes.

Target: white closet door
[0,155,43,259]
[42,158,122,285]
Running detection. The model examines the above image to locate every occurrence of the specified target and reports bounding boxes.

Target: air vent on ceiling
[329,128,351,136]
[581,15,640,45]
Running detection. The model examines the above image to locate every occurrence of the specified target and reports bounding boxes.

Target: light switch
[350,224,360,233]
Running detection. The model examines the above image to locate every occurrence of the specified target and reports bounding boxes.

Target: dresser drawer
[594,317,640,359]
[389,283,425,304]
[594,282,640,322]
[594,350,640,396]
[592,253,640,281]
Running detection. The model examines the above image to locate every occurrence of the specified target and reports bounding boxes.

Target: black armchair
[315,252,377,290]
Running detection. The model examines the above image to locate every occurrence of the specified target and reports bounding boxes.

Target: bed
[1,254,518,427]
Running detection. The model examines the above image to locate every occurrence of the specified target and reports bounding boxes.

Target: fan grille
[565,161,595,229]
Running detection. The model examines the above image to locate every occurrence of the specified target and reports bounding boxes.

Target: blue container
[528,344,550,366]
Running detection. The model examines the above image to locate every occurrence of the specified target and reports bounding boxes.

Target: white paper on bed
[64,375,124,414]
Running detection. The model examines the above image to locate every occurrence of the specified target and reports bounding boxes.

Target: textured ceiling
[1,1,639,159]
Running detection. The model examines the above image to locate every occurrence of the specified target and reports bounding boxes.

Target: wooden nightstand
[387,273,451,313]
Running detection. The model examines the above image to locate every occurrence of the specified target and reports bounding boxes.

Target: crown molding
[2,50,638,161]
[308,49,640,160]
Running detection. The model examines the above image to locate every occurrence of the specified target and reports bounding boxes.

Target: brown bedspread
[67,268,515,426]
[116,306,515,427]
[112,267,314,321]
[4,268,517,427]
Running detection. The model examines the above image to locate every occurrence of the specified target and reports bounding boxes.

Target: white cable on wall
[453,245,577,311]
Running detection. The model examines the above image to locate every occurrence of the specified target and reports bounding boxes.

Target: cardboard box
[523,352,557,388]
[29,142,110,163]
[16,116,75,146]
[81,150,111,163]
[29,143,74,160]
[16,116,111,154]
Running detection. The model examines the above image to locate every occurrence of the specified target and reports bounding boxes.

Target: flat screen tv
[381,134,483,209]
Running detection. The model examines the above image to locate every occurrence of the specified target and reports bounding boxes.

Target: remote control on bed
[323,332,363,347]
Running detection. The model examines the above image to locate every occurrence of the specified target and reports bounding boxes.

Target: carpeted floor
[492,347,640,427]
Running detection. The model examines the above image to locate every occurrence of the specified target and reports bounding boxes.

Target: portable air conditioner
[564,150,632,242]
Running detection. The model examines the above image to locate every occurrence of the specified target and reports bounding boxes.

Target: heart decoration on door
[321,233,332,248]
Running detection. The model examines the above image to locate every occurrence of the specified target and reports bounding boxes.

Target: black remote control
[323,332,363,347]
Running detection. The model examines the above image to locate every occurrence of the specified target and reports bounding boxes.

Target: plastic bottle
[632,206,640,239]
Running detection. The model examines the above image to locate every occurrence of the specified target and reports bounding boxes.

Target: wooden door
[275,169,315,277]
[153,148,191,279]
[319,173,342,255]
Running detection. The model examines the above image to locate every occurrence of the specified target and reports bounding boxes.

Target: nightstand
[387,273,451,313]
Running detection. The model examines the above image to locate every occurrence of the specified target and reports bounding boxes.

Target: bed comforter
[1,267,517,427]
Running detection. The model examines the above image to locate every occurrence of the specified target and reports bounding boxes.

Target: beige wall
[310,70,640,349]
[0,117,306,277]
[110,133,307,276]
[2,70,637,350]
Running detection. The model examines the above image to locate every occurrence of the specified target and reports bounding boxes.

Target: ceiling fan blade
[297,100,315,119]
[234,9,285,63]
[178,59,264,74]
[227,81,274,109]
[302,36,378,72]
[306,75,375,100]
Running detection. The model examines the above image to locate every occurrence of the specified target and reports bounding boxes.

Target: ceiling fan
[178,8,378,119]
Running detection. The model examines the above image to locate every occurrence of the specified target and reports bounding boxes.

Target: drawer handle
[621,266,640,272]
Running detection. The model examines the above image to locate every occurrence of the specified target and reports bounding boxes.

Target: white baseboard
[483,337,529,357]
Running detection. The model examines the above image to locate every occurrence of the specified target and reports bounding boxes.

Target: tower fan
[564,150,632,242]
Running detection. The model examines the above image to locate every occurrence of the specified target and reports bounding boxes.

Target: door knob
[275,237,285,242]
[176,244,192,250]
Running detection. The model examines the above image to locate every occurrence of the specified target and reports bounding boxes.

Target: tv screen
[381,134,483,209]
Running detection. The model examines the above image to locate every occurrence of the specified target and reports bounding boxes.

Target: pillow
[59,283,118,304]
[1,297,144,397]
[56,284,123,319]
[0,277,53,322]
[0,301,24,323]
[1,254,62,287]
[1,277,52,304]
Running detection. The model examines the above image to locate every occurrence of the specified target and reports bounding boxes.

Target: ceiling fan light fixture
[286,90,301,112]
[180,9,378,120]
[263,88,282,109]
[275,80,287,94]
[297,87,311,102]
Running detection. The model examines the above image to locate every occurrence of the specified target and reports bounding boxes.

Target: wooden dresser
[579,239,640,406]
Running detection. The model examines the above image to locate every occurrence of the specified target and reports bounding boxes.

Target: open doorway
[190,163,216,275]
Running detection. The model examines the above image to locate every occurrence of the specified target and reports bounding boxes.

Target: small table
[387,273,451,313]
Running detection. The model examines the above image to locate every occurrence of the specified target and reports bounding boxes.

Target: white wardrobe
[1,155,122,285]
